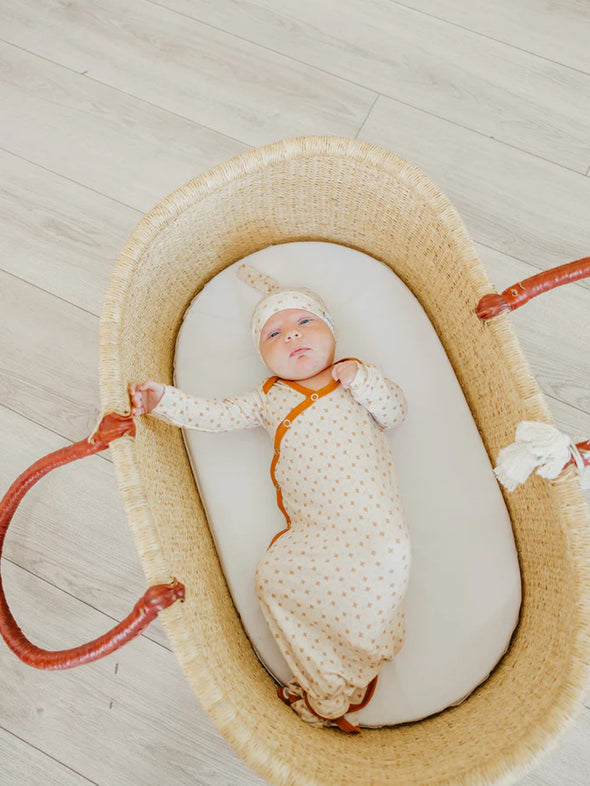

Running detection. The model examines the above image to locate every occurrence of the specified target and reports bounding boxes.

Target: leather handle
[0,413,185,670]
[475,255,590,319]
[475,257,590,471]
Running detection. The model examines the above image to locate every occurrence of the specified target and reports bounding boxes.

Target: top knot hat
[237,263,337,362]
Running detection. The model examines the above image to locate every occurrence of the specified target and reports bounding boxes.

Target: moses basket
[1,135,590,785]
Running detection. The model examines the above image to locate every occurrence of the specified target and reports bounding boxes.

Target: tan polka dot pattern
[151,358,410,729]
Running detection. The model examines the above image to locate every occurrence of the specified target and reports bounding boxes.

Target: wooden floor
[1,1,589,783]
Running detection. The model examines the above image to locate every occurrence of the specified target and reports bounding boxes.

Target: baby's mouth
[290,346,310,357]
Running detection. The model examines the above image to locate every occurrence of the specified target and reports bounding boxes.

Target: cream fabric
[151,358,410,726]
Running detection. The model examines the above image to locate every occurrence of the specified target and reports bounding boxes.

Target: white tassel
[494,421,586,492]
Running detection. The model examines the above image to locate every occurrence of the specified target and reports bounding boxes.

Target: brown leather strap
[0,412,185,670]
[476,256,590,319]
[476,257,590,472]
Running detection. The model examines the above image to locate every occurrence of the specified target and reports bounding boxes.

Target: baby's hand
[128,381,165,416]
[331,361,359,390]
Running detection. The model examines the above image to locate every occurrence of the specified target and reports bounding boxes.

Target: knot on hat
[237,262,337,361]
[236,263,281,296]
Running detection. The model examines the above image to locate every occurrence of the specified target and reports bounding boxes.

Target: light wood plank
[1,0,376,148]
[0,41,250,212]
[0,149,143,315]
[0,269,102,440]
[0,403,169,651]
[358,94,590,276]
[0,727,95,786]
[401,0,590,74]
[128,0,590,172]
[0,561,267,785]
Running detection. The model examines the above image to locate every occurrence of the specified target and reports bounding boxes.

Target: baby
[128,263,411,733]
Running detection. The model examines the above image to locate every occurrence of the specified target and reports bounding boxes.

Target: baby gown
[150,357,411,731]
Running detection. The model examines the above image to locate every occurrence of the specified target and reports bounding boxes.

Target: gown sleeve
[347,361,407,430]
[149,383,265,432]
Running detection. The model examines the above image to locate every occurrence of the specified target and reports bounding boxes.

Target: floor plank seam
[355,94,381,140]
[2,27,587,176]
[0,724,99,784]
[386,0,590,77]
[0,142,148,216]
[0,38,252,162]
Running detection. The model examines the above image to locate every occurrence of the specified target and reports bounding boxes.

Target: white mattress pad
[172,241,522,726]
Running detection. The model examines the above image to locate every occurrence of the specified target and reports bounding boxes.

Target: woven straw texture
[97,136,590,785]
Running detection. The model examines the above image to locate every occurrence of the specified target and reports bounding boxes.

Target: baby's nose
[285,329,301,341]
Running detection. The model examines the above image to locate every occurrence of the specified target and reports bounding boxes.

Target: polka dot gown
[151,359,411,729]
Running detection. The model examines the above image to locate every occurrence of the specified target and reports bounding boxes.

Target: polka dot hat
[237,263,337,361]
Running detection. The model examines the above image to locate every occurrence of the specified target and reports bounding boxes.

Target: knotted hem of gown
[277,675,378,734]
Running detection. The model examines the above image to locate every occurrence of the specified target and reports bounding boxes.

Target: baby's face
[259,308,335,380]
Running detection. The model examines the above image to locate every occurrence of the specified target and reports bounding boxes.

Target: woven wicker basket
[92,136,590,785]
